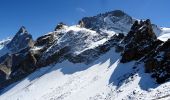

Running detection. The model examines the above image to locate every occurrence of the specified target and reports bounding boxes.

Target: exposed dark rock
[68,33,124,64]
[0,27,37,88]
[0,46,40,89]
[121,19,157,63]
[35,34,54,46]
[120,19,170,83]
[54,22,66,31]
[34,33,56,54]
[78,20,85,28]
[143,39,170,83]
[37,32,124,66]
[145,58,159,73]
[80,10,134,32]
[7,26,34,53]
[37,46,70,67]
[0,70,6,83]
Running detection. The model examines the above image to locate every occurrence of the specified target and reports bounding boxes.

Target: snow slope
[158,27,170,41]
[0,38,11,57]
[1,48,170,100]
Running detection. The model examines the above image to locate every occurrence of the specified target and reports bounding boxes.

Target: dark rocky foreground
[120,19,170,84]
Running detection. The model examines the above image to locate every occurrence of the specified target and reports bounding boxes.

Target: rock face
[0,27,36,88]
[37,26,124,67]
[143,39,170,83]
[119,19,170,83]
[81,10,135,33]
[121,20,158,63]
[54,22,66,31]
[7,26,34,53]
[10,51,37,77]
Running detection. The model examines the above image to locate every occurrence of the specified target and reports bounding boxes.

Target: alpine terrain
[0,10,170,100]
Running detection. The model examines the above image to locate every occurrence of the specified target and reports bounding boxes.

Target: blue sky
[0,0,169,40]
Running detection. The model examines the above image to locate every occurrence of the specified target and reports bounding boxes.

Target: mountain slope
[1,49,170,100]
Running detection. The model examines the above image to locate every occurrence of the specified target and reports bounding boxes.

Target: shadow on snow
[0,48,164,95]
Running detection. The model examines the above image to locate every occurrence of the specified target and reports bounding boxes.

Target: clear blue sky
[0,0,169,40]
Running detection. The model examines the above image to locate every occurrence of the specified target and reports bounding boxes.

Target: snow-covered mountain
[0,10,170,100]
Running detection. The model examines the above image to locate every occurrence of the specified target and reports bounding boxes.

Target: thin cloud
[76,7,86,13]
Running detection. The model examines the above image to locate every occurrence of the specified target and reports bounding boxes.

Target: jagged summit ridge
[16,26,29,35]
[104,10,127,17]
[80,10,135,33]
[6,26,34,53]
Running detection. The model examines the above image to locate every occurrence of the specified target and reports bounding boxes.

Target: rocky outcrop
[78,20,85,28]
[54,22,66,31]
[119,19,170,83]
[121,20,158,63]
[0,27,36,88]
[10,51,37,77]
[34,33,56,53]
[143,39,170,83]
[68,33,124,64]
[37,32,124,67]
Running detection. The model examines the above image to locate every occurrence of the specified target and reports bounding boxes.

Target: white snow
[158,27,170,41]
[0,38,11,57]
[1,48,170,100]
[42,25,114,57]
[31,46,43,51]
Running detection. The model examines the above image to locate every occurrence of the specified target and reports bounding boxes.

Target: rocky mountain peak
[6,26,34,53]
[80,10,135,33]
[16,26,28,35]
[54,22,66,31]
